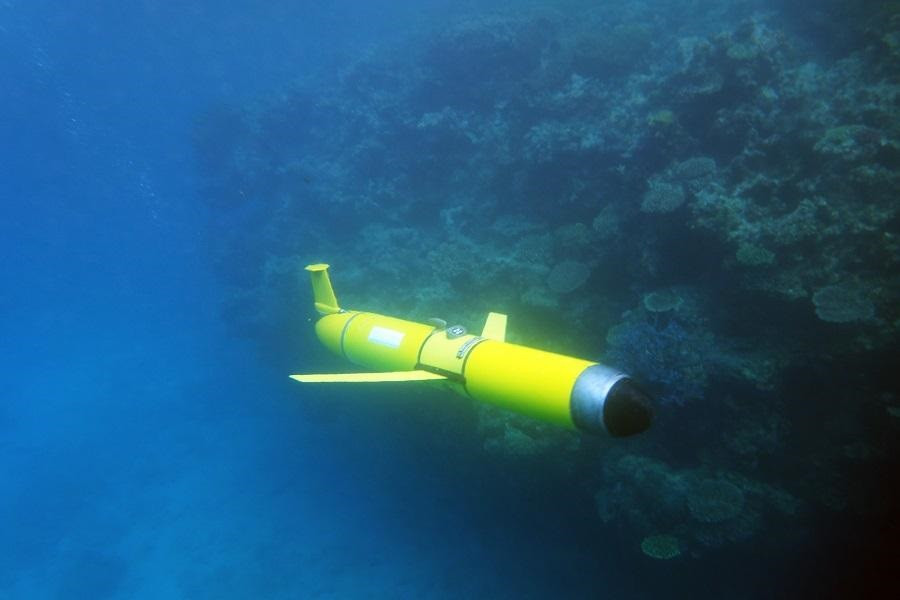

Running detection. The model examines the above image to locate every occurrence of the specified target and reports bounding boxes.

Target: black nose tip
[603,379,653,437]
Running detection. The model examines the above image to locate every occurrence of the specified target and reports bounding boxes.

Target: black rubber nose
[603,379,653,437]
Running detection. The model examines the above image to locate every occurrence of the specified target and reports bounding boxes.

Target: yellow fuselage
[315,310,593,429]
[295,263,652,437]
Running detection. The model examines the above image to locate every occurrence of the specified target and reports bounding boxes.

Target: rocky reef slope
[194,0,899,564]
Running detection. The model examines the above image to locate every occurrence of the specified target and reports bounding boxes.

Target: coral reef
[812,283,876,323]
[642,290,684,313]
[641,180,686,214]
[194,1,899,559]
[640,534,681,560]
[546,260,591,294]
[687,479,745,523]
[595,451,800,554]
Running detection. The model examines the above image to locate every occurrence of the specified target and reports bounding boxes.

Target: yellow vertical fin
[305,263,341,315]
[481,312,507,342]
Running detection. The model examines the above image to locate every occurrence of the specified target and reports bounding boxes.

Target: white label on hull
[368,326,405,349]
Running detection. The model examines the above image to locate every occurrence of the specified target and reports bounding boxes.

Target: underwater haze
[2,0,898,598]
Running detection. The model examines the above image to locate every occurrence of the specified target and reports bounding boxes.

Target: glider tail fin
[481,312,507,342]
[305,263,341,315]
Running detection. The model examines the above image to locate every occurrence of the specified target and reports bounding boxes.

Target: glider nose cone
[603,379,653,437]
[570,365,653,436]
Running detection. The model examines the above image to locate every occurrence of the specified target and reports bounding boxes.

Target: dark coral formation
[194,1,900,560]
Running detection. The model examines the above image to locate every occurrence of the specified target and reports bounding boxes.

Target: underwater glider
[291,264,652,437]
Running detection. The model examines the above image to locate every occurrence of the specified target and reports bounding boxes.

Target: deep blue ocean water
[3,1,898,598]
[1,2,602,597]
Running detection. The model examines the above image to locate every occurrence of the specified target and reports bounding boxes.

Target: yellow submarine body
[291,264,652,437]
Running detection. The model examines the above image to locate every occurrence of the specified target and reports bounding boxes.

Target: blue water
[2,2,593,597]
[3,1,897,598]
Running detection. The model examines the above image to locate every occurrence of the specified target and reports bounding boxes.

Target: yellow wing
[290,370,446,383]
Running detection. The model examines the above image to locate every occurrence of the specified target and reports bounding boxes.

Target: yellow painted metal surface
[314,311,357,356]
[480,312,507,342]
[342,313,434,371]
[464,340,593,428]
[418,330,479,376]
[298,265,601,431]
[290,370,446,383]
[305,263,341,314]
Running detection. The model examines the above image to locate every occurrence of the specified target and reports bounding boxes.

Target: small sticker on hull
[368,326,405,349]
